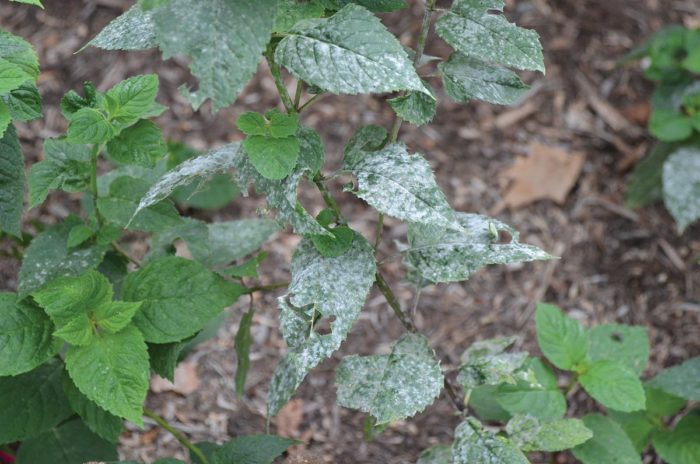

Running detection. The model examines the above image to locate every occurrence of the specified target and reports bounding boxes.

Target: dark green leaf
[388,87,437,126]
[572,413,642,464]
[626,142,676,208]
[652,409,700,464]
[63,372,123,442]
[243,135,300,180]
[649,356,700,401]
[214,435,298,464]
[235,308,254,397]
[3,81,42,121]
[106,119,167,167]
[310,225,354,257]
[534,303,588,371]
[0,124,23,236]
[0,28,40,79]
[28,138,92,208]
[579,360,646,412]
[649,110,693,142]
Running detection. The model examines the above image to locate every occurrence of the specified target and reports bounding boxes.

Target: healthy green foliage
[28,138,92,208]
[572,414,641,464]
[652,410,700,464]
[649,356,700,401]
[535,303,588,371]
[63,373,124,442]
[0,124,23,236]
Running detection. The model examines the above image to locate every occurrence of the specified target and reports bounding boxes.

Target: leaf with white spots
[267,233,375,416]
[404,213,552,284]
[275,4,429,96]
[662,147,700,232]
[87,3,159,51]
[452,417,529,464]
[335,333,443,424]
[506,415,592,452]
[457,336,530,390]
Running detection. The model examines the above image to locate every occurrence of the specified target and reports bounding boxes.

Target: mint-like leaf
[534,303,588,371]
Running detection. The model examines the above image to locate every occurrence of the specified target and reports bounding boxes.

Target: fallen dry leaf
[500,142,585,209]
[150,361,200,396]
[274,398,305,438]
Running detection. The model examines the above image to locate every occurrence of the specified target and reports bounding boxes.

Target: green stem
[143,407,209,464]
[244,282,289,294]
[89,143,105,226]
[373,213,384,250]
[375,271,415,332]
[265,48,296,114]
[293,80,303,109]
[313,173,343,221]
[112,241,141,267]
[297,93,324,112]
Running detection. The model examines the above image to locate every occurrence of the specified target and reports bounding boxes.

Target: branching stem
[265,49,296,114]
[143,407,209,464]
[375,271,416,333]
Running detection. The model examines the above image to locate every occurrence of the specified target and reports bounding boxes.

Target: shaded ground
[1,0,699,462]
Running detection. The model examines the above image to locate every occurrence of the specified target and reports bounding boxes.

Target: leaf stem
[293,80,303,109]
[375,271,415,332]
[373,213,384,250]
[265,48,296,114]
[313,173,343,221]
[143,407,209,464]
[243,281,289,294]
[297,93,324,112]
[111,241,141,267]
[89,143,106,227]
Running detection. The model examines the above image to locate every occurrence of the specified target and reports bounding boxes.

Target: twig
[313,173,343,221]
[443,376,465,412]
[243,282,289,294]
[375,271,415,332]
[143,407,209,464]
[297,93,325,112]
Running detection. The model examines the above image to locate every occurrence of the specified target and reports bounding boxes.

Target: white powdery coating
[88,5,158,51]
[405,212,553,284]
[350,143,464,232]
[452,418,530,464]
[267,233,375,416]
[335,333,443,424]
[457,336,530,389]
[275,4,428,95]
[134,143,243,219]
[662,147,700,232]
[506,415,593,452]
[435,0,544,73]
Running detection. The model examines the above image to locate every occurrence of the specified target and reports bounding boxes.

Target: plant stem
[373,213,384,250]
[143,407,209,464]
[111,241,141,267]
[375,271,415,332]
[313,173,343,221]
[293,80,303,109]
[443,376,465,412]
[265,49,296,114]
[297,93,324,112]
[89,143,106,226]
[244,281,289,294]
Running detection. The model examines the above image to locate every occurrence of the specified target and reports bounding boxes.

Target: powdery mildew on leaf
[275,4,428,95]
[152,0,276,110]
[662,147,700,232]
[506,415,592,452]
[436,0,544,73]
[87,4,159,51]
[388,88,437,126]
[457,336,531,390]
[452,417,530,464]
[404,212,552,284]
[335,333,443,424]
[267,233,375,416]
[348,143,464,232]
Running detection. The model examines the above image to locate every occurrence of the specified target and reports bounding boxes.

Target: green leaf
[652,410,700,464]
[468,385,511,422]
[0,57,31,95]
[3,81,42,121]
[439,53,529,105]
[388,87,437,126]
[28,138,92,208]
[16,418,118,464]
[607,410,655,453]
[67,107,117,144]
[317,0,406,12]
[273,0,325,33]
[649,356,700,401]
[587,324,649,375]
[649,110,693,142]
[0,28,39,79]
[104,74,160,126]
[213,435,298,464]
[417,445,453,464]
[235,309,254,397]
[266,109,300,138]
[63,373,123,442]
[534,303,588,371]
[0,359,73,443]
[644,385,686,417]
[87,3,159,51]
[237,112,269,136]
[456,336,529,389]
[148,340,187,381]
[0,124,23,237]
[0,99,9,137]
[436,0,544,72]
[66,325,149,425]
[106,119,166,167]
[625,142,676,208]
[67,224,94,248]
[310,225,354,258]
[0,292,61,376]
[275,4,428,95]
[506,415,592,452]
[123,256,244,343]
[267,233,375,416]
[10,0,44,7]
[346,143,463,232]
[224,252,268,278]
[572,413,642,464]
[579,360,646,412]
[404,213,552,284]
[152,0,276,110]
[343,124,387,166]
[662,147,700,232]
[335,333,443,424]
[18,216,110,298]
[243,135,300,180]
[452,418,529,464]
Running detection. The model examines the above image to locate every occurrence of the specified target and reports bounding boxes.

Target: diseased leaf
[152,0,276,110]
[579,360,646,412]
[436,0,544,72]
[267,234,375,416]
[28,138,92,208]
[457,336,529,390]
[0,124,23,237]
[317,0,407,13]
[106,119,166,167]
[417,445,453,464]
[662,147,700,232]
[587,324,649,376]
[63,373,123,442]
[652,410,700,464]
[452,417,529,464]
[0,359,73,443]
[275,4,428,95]
[66,325,149,425]
[346,143,463,232]
[535,303,588,371]
[405,213,552,284]
[88,3,159,51]
[572,413,642,464]
[336,333,443,424]
[123,256,244,343]
[440,53,529,105]
[213,435,298,464]
[649,356,700,401]
[274,0,325,33]
[388,87,437,126]
[506,415,592,452]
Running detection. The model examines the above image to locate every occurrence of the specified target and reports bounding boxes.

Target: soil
[1,0,699,463]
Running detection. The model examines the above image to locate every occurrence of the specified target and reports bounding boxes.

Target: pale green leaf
[405,213,552,284]
[572,413,642,464]
[0,359,73,443]
[317,0,406,12]
[213,435,298,464]
[275,4,428,95]
[10,0,44,8]
[439,53,529,105]
[336,333,443,424]
[88,4,159,51]
[388,87,437,126]
[652,410,700,464]
[649,356,700,401]
[122,256,244,343]
[346,143,463,232]
[579,360,646,412]
[435,0,544,72]
[0,124,24,237]
[153,0,276,110]
[0,58,30,95]
[66,107,117,144]
[506,415,592,452]
[28,138,92,208]
[105,74,159,125]
[607,410,655,453]
[587,324,649,376]
[64,373,123,442]
[16,418,118,464]
[649,110,692,142]
[66,325,149,425]
[535,303,588,371]
[0,99,9,136]
[267,233,375,416]
[273,0,325,32]
[417,445,453,464]
[310,225,354,258]
[106,119,166,167]
[243,135,300,180]
[662,147,700,232]
[0,292,61,376]
[457,336,529,389]
[644,385,686,417]
[3,81,42,121]
[452,417,529,464]
[0,28,39,78]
